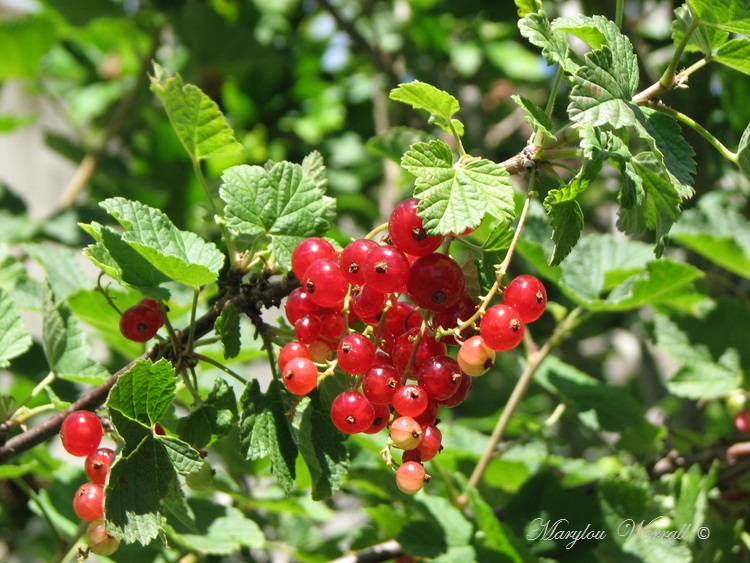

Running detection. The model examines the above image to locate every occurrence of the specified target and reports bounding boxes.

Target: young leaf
[99,197,225,289]
[401,141,514,236]
[714,38,750,75]
[687,0,750,35]
[389,81,464,136]
[177,379,237,449]
[214,302,241,360]
[511,95,555,141]
[220,161,335,271]
[547,201,584,267]
[108,359,176,426]
[289,394,349,501]
[239,379,298,494]
[672,3,729,55]
[515,0,543,17]
[0,289,32,368]
[150,63,243,161]
[518,11,579,73]
[553,14,635,54]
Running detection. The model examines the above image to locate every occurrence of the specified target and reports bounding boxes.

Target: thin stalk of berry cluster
[615,0,624,28]
[450,120,467,157]
[12,475,63,546]
[459,307,585,505]
[186,288,201,354]
[54,520,88,563]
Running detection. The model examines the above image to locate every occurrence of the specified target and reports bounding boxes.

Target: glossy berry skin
[364,403,391,434]
[432,296,477,346]
[278,341,310,371]
[389,416,423,450]
[303,259,349,308]
[363,245,411,293]
[417,424,442,461]
[480,304,525,352]
[439,372,472,408]
[457,335,496,376]
[396,461,428,494]
[85,447,115,485]
[412,400,440,426]
[392,328,447,376]
[308,340,330,363]
[384,302,423,338]
[392,385,429,418]
[363,364,401,404]
[282,357,319,395]
[291,237,336,282]
[294,314,323,344]
[319,311,345,341]
[351,285,387,321]
[185,459,214,490]
[284,287,321,324]
[73,482,105,521]
[502,275,547,323]
[340,239,379,286]
[119,304,163,342]
[60,411,104,457]
[337,333,376,375]
[736,410,750,435]
[417,355,462,401]
[388,198,444,256]
[330,390,375,434]
[86,518,120,556]
[406,254,465,312]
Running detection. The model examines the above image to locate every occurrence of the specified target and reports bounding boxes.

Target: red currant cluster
[279,198,547,494]
[59,410,120,556]
[119,298,164,342]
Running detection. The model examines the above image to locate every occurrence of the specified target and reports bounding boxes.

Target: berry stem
[364,221,390,240]
[193,353,248,385]
[11,476,63,545]
[458,306,586,507]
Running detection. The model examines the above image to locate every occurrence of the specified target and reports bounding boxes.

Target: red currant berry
[406,254,465,312]
[282,357,319,395]
[340,239,379,286]
[308,340,331,363]
[439,372,472,408]
[412,400,440,426]
[392,328,447,377]
[390,416,423,450]
[319,311,345,341]
[736,410,750,435]
[457,335,496,376]
[138,297,161,313]
[292,237,336,282]
[294,314,323,344]
[363,245,411,293]
[388,198,444,256]
[416,424,442,461]
[363,364,401,404]
[73,482,105,521]
[60,411,104,457]
[502,275,547,323]
[396,461,429,494]
[303,259,349,308]
[432,296,477,345]
[351,285,387,320]
[337,333,376,375]
[364,403,391,434]
[119,304,163,342]
[285,287,321,324]
[402,449,422,464]
[278,341,310,371]
[392,385,429,418]
[86,518,120,556]
[416,355,462,401]
[85,447,115,485]
[480,305,525,352]
[330,391,375,434]
[383,301,423,339]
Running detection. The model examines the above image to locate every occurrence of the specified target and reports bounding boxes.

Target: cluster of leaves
[1,0,750,561]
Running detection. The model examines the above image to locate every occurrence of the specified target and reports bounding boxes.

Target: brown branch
[0,274,298,465]
[329,540,403,563]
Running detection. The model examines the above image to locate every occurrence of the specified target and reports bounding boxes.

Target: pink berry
[85,447,115,485]
[480,305,525,352]
[396,461,429,494]
[73,482,105,521]
[282,357,319,395]
[502,275,547,323]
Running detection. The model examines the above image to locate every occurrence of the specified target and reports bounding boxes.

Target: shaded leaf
[0,289,31,368]
[214,303,241,360]
[518,11,579,73]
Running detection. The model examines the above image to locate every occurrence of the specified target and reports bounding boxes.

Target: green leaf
[672,192,750,279]
[738,122,750,179]
[0,461,38,479]
[301,150,328,193]
[483,222,514,253]
[398,495,474,558]
[653,298,750,399]
[672,4,729,55]
[0,289,32,369]
[554,14,635,54]
[24,243,93,301]
[108,359,177,426]
[510,95,555,141]
[389,81,464,136]
[170,498,265,554]
[177,379,237,449]
[214,303,241,360]
[0,14,58,79]
[518,11,579,74]
[401,141,514,236]
[715,38,750,75]
[463,485,527,562]
[514,0,543,17]
[149,63,243,161]
[687,0,750,35]
[568,47,639,129]
[366,127,432,163]
[289,394,349,500]
[220,161,335,271]
[101,197,225,288]
[158,435,205,475]
[239,379,297,494]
